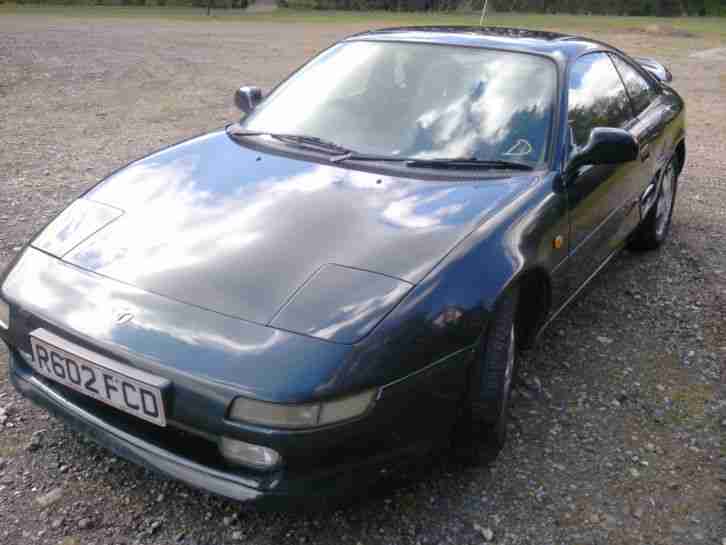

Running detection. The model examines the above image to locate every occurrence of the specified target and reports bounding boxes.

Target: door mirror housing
[234,86,263,114]
[568,127,639,172]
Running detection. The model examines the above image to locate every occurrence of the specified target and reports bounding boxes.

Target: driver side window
[568,53,634,150]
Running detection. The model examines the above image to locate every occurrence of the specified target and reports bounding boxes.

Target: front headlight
[228,389,377,429]
[0,298,9,330]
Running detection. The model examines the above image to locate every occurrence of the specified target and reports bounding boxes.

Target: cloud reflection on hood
[60,132,530,325]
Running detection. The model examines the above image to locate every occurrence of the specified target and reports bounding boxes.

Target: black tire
[468,286,519,450]
[628,157,679,251]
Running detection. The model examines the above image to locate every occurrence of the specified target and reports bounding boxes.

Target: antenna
[479,0,489,27]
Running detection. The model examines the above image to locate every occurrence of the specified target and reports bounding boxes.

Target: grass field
[1,3,725,38]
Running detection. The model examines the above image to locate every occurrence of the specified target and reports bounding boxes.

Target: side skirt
[534,243,623,343]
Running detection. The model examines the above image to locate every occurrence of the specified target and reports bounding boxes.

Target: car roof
[347,26,618,62]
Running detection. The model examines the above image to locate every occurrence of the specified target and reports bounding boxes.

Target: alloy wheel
[655,163,676,239]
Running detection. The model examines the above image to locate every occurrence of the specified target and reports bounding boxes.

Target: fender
[341,172,569,391]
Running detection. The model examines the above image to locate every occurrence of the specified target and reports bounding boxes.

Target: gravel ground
[0,13,724,545]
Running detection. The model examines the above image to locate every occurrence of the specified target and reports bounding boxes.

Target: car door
[609,53,666,217]
[564,52,648,291]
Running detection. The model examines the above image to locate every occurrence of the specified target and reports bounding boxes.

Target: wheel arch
[472,260,553,352]
[512,267,552,350]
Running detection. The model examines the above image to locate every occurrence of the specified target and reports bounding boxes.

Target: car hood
[35,130,535,329]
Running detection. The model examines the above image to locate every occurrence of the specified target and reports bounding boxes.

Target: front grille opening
[11,346,227,470]
[39,373,228,468]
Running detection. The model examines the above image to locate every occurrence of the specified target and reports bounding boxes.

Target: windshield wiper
[274,134,352,154]
[404,158,534,171]
[228,126,536,171]
[330,153,533,171]
[227,126,351,155]
[329,152,410,164]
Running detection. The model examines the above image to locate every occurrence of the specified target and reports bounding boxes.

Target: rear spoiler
[633,57,673,83]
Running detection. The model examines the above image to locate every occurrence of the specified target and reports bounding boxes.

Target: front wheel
[628,157,679,251]
[467,288,519,450]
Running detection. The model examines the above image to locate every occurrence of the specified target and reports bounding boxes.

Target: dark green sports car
[0,26,685,508]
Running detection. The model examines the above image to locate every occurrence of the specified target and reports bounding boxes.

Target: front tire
[628,157,679,251]
[468,287,519,450]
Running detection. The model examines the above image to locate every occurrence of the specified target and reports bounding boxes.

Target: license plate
[29,329,168,426]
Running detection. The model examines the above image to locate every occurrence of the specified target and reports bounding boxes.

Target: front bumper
[8,347,443,508]
[1,248,473,507]
[10,349,262,502]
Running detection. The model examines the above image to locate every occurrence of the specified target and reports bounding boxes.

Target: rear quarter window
[610,54,658,117]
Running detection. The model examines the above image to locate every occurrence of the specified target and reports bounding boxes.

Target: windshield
[241,41,557,167]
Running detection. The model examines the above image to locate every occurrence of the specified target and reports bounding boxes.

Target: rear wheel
[628,157,679,251]
[467,287,519,450]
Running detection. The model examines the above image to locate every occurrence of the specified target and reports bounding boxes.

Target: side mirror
[568,127,639,172]
[234,86,263,114]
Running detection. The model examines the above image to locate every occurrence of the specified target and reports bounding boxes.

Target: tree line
[11,0,250,6]
[10,0,726,13]
[280,0,726,14]
[479,0,724,15]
